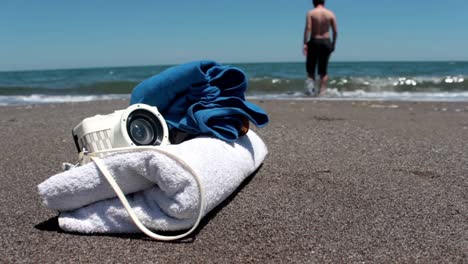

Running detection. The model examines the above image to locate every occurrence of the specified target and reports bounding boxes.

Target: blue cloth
[130,60,269,142]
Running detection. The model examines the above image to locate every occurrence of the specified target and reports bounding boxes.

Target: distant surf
[1,61,467,105]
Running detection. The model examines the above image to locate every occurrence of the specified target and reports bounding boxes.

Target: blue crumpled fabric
[130,60,269,142]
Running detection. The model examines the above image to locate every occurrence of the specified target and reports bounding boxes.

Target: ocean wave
[1,74,466,96]
[1,90,467,106]
[1,74,467,105]
[0,81,138,96]
[247,89,468,102]
[247,75,468,93]
[0,94,130,106]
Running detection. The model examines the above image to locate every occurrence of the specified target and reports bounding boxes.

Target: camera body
[72,104,169,156]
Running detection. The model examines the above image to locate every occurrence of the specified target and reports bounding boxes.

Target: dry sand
[0,99,467,263]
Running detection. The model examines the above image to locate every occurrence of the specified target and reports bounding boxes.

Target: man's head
[313,0,325,7]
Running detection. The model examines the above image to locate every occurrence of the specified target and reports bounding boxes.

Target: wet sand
[0,99,467,263]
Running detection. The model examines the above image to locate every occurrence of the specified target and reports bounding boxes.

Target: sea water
[0,61,467,105]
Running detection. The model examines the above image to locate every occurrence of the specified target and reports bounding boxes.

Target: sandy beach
[0,99,467,263]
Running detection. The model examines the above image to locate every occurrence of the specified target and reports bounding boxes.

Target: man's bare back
[309,7,335,39]
[304,5,337,47]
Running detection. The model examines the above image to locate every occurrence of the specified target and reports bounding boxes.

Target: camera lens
[129,119,154,145]
[126,109,164,146]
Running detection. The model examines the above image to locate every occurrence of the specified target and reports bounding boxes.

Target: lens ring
[126,109,164,146]
[129,119,154,145]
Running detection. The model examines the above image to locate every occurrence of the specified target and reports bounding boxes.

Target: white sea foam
[326,75,466,91]
[1,90,468,106]
[0,94,130,106]
[247,89,468,102]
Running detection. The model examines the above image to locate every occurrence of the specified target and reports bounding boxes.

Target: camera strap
[83,147,206,241]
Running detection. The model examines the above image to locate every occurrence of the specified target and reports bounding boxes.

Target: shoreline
[2,96,468,108]
[0,99,467,262]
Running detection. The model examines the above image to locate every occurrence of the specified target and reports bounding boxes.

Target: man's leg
[306,44,318,96]
[319,74,328,96]
[317,44,331,96]
[305,73,317,96]
[305,77,316,96]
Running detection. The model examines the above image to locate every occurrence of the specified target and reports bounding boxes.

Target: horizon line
[1,59,467,73]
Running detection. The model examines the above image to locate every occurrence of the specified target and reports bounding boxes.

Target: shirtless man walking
[303,0,338,96]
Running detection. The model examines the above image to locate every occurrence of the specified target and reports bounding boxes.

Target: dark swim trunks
[306,38,333,76]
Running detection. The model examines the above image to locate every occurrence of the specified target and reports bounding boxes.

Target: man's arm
[303,12,312,56]
[330,13,338,51]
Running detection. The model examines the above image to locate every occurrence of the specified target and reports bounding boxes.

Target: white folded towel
[38,130,267,235]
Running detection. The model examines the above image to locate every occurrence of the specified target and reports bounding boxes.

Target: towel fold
[130,60,269,142]
[38,130,267,234]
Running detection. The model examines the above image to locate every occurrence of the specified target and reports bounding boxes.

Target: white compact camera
[72,104,170,157]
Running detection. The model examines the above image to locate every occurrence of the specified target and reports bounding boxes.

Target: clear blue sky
[1,0,467,71]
